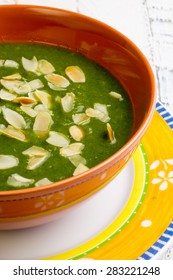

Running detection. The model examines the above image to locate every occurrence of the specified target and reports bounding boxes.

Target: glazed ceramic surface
[0,5,155,229]
[0,102,173,260]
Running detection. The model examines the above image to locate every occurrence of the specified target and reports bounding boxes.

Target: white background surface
[0,0,173,260]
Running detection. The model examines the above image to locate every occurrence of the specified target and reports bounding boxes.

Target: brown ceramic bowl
[0,5,156,230]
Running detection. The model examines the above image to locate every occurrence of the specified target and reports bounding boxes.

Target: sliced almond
[34,104,53,116]
[109,91,123,101]
[61,92,75,112]
[22,146,48,157]
[107,123,116,144]
[65,66,86,83]
[14,81,31,95]
[0,125,28,142]
[35,178,53,187]
[0,89,16,101]
[72,113,90,125]
[60,143,84,157]
[0,155,19,170]
[69,125,84,141]
[94,103,110,123]
[22,56,38,73]
[4,60,19,69]
[3,73,22,80]
[27,154,50,170]
[34,90,52,109]
[85,108,105,119]
[37,59,55,74]
[47,82,66,91]
[29,79,44,91]
[46,131,70,147]
[2,107,27,129]
[7,173,34,187]
[68,154,86,167]
[45,73,70,88]
[73,163,89,176]
[33,111,53,138]
[20,106,38,118]
[0,79,22,92]
[13,96,36,105]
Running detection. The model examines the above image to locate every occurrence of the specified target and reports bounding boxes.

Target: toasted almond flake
[37,59,55,74]
[33,111,53,138]
[69,125,84,141]
[0,155,19,170]
[13,96,36,105]
[4,60,19,69]
[29,79,44,91]
[107,123,116,144]
[85,108,105,119]
[27,154,50,170]
[0,79,22,91]
[20,106,38,118]
[65,66,86,83]
[14,81,31,95]
[0,60,5,66]
[35,178,53,187]
[68,154,86,167]
[46,131,70,147]
[22,56,38,73]
[47,82,66,91]
[109,91,123,101]
[61,92,75,112]
[45,73,70,88]
[0,125,28,142]
[2,107,27,129]
[7,173,34,187]
[3,73,22,80]
[34,90,52,109]
[0,89,16,101]
[73,163,89,176]
[94,103,110,123]
[34,104,53,116]
[60,143,84,157]
[72,113,90,125]
[22,146,48,157]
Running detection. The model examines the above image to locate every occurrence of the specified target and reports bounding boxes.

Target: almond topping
[45,73,70,88]
[107,123,116,144]
[0,89,16,101]
[72,113,90,125]
[69,125,84,141]
[0,125,28,142]
[0,155,19,170]
[2,107,27,129]
[73,163,89,176]
[60,143,84,157]
[65,66,86,83]
[7,173,34,187]
[22,56,38,73]
[33,111,53,138]
[109,91,123,101]
[46,131,70,147]
[61,92,75,112]
[37,59,55,74]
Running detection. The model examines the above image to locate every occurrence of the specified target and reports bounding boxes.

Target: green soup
[0,43,133,191]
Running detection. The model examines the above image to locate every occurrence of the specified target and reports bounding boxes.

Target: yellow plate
[44,102,173,260]
[1,102,173,260]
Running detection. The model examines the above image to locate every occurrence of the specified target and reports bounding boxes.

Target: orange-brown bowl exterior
[0,5,156,229]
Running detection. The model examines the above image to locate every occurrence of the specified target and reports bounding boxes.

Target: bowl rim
[0,4,156,197]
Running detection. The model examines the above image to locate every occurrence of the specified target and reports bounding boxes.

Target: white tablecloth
[0,0,173,260]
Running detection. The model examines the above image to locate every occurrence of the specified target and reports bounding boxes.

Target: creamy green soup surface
[0,43,133,191]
